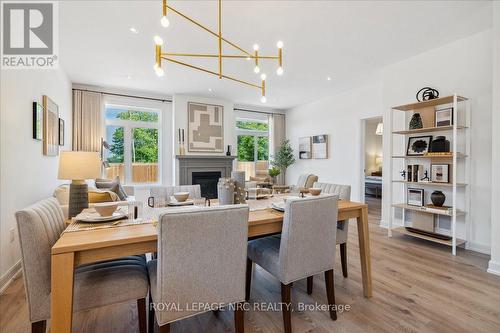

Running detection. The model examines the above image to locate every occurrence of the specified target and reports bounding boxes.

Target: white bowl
[173,192,190,202]
[93,203,118,217]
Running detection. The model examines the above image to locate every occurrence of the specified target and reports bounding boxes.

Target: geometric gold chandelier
[153,0,284,103]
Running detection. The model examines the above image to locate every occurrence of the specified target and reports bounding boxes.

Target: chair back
[15,198,66,322]
[150,185,202,200]
[155,205,249,325]
[313,182,351,200]
[278,195,338,284]
[296,174,318,188]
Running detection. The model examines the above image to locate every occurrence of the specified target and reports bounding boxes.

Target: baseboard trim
[0,260,22,294]
[466,242,491,255]
[487,260,500,276]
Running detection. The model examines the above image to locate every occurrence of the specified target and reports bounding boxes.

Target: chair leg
[31,320,46,333]
[234,302,245,333]
[324,269,337,321]
[340,243,348,278]
[307,276,313,295]
[158,323,170,333]
[137,298,147,333]
[148,295,155,333]
[280,283,292,333]
[245,258,252,301]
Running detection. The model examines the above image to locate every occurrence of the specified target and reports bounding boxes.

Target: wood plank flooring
[1,204,499,333]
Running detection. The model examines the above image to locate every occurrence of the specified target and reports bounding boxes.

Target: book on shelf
[423,205,452,214]
[424,152,453,157]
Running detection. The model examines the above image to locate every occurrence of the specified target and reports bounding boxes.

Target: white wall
[172,94,236,184]
[286,81,383,201]
[286,29,493,254]
[488,3,500,275]
[0,68,72,285]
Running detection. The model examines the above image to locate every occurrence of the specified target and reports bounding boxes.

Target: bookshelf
[389,94,471,255]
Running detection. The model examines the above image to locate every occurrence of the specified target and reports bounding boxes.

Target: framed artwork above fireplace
[187,102,224,153]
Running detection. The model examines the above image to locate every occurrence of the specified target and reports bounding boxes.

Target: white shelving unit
[388,94,471,255]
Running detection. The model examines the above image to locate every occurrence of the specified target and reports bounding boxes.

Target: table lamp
[58,151,101,218]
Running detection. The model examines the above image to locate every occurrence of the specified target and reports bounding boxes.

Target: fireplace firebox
[192,171,222,199]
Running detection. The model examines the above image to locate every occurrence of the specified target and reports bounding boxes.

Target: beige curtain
[269,113,286,185]
[72,90,103,151]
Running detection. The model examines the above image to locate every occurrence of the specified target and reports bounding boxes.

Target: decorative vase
[226,145,231,156]
[409,113,423,129]
[431,190,446,207]
[430,136,450,153]
[217,178,235,205]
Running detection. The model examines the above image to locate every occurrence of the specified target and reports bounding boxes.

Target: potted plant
[270,139,295,184]
[268,166,281,184]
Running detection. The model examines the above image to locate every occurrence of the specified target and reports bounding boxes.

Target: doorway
[361,116,383,221]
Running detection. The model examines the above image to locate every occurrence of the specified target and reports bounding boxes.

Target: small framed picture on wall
[299,137,312,159]
[407,188,424,206]
[431,164,449,183]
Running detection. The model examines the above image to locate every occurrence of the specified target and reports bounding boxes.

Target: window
[235,112,269,179]
[105,106,160,184]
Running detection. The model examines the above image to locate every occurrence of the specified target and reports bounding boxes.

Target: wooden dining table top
[52,199,366,255]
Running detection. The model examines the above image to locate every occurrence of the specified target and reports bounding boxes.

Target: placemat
[64,217,153,233]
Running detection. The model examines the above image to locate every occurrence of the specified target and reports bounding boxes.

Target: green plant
[270,139,295,178]
[268,166,281,177]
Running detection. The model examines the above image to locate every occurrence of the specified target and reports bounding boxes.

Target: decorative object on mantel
[409,113,423,129]
[178,128,186,155]
[406,135,433,156]
[187,102,223,153]
[58,118,65,146]
[270,139,295,183]
[153,0,284,103]
[32,102,43,141]
[431,190,446,207]
[312,134,328,159]
[226,145,231,156]
[416,87,439,102]
[298,137,312,159]
[58,151,101,218]
[42,95,59,156]
[430,136,450,153]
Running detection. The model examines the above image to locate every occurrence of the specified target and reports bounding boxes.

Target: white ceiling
[60,1,492,109]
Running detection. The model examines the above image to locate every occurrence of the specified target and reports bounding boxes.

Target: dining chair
[149,185,202,201]
[305,182,351,294]
[290,173,318,192]
[246,195,339,333]
[15,198,149,333]
[148,205,250,333]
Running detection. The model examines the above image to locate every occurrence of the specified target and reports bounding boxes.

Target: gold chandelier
[153,0,284,103]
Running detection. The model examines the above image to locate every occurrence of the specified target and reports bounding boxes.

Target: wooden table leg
[356,206,372,298]
[51,252,75,332]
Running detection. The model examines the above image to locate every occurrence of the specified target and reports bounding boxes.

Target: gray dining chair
[306,182,351,294]
[246,195,339,333]
[149,185,202,201]
[148,205,250,333]
[15,198,149,333]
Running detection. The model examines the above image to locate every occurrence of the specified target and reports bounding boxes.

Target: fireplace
[192,171,221,199]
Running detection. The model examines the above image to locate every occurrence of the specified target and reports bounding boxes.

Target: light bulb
[276,40,284,48]
[253,44,259,51]
[246,56,251,61]
[276,67,284,75]
[154,35,163,45]
[253,66,260,74]
[160,16,170,28]
[155,67,165,77]
[260,96,267,103]
[260,73,267,81]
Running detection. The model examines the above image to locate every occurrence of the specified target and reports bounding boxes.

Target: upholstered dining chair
[149,184,202,201]
[305,182,351,295]
[246,195,339,333]
[148,205,250,333]
[15,198,149,333]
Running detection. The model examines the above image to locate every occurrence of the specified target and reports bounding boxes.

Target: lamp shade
[58,151,101,180]
[375,122,383,136]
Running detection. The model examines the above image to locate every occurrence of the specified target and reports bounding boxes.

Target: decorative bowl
[309,188,322,196]
[93,203,118,217]
[173,192,190,202]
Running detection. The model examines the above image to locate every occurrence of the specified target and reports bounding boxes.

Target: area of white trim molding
[487,260,500,276]
[0,260,22,294]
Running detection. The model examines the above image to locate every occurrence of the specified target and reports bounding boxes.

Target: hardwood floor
[2,207,500,332]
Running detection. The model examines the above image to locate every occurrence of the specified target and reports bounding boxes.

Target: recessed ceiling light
[327,76,332,81]
[208,88,213,92]
[129,27,139,34]
[126,75,132,79]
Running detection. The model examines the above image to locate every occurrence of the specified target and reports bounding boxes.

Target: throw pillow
[95,176,128,200]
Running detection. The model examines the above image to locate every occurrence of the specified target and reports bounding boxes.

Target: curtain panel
[269,113,286,185]
[72,90,103,151]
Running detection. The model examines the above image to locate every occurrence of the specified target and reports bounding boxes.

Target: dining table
[51,196,371,333]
